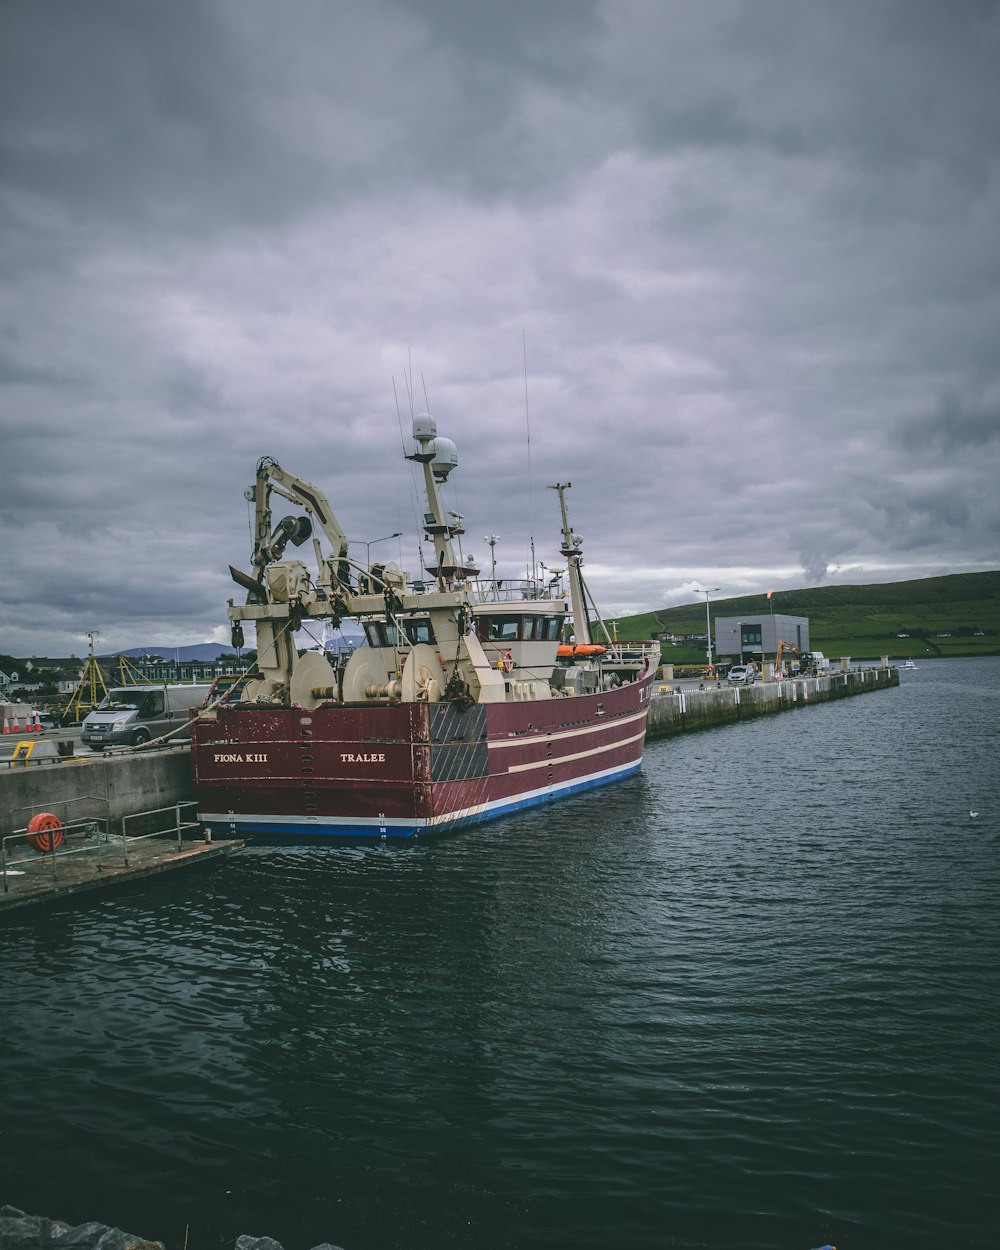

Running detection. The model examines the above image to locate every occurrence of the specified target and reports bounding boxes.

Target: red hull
[192,672,655,838]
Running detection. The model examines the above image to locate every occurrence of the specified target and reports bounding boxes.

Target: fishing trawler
[191,415,660,838]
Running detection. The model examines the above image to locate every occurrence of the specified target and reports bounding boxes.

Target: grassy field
[610,570,1000,663]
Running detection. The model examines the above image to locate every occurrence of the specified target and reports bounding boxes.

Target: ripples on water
[3,659,998,1249]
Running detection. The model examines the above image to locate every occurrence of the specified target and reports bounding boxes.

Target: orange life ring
[501,650,514,673]
[26,811,64,853]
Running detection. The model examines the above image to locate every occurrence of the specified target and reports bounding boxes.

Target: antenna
[484,533,500,599]
[392,377,409,457]
[407,348,415,417]
[395,371,429,584]
[523,330,537,583]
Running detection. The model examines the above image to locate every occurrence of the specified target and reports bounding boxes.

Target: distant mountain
[106,644,239,661]
[108,624,366,662]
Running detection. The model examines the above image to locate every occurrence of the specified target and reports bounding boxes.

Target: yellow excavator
[774,640,824,677]
[774,640,799,678]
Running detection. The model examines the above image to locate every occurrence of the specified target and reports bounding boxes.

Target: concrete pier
[647,665,898,738]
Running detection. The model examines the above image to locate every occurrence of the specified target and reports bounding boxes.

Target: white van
[81,684,212,750]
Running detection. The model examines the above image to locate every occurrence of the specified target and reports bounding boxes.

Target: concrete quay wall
[647,665,899,738]
[0,746,195,839]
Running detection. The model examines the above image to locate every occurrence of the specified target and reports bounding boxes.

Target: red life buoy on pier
[26,812,64,853]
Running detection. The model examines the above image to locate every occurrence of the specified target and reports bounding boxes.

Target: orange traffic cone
[33,710,42,732]
[11,712,20,733]
[2,714,9,734]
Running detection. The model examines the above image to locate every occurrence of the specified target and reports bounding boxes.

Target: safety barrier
[3,796,111,894]
[119,802,201,866]
[1,798,199,893]
[1,708,43,734]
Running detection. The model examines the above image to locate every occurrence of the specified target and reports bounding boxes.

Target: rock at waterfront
[237,1239,345,1250]
[0,1208,72,1250]
[1,1212,342,1250]
[59,1225,162,1250]
[0,1210,162,1250]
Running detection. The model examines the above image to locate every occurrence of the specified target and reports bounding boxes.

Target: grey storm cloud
[1,0,999,657]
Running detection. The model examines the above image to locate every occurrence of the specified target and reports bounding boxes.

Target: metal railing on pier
[2,799,200,894]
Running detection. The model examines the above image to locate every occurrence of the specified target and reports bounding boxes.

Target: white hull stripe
[504,729,647,774]
[489,706,648,750]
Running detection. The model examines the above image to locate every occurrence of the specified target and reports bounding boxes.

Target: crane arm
[251,457,351,571]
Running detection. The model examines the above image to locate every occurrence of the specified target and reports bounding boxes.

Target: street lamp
[352,532,402,566]
[698,586,721,670]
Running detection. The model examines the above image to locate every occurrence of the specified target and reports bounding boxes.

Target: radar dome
[430,436,458,480]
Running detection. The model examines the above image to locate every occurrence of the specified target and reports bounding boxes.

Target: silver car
[727,664,756,685]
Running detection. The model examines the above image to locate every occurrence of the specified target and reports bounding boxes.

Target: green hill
[611,570,1000,663]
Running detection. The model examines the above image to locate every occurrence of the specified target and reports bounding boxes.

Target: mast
[548,482,591,645]
[406,415,468,591]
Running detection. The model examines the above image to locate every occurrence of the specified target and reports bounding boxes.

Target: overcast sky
[2,0,998,659]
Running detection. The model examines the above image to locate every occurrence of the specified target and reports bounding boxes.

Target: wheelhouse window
[363,622,401,647]
[480,615,520,645]
[523,615,557,641]
[402,618,435,645]
[475,613,564,643]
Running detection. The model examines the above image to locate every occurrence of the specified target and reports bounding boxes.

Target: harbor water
[2,658,997,1249]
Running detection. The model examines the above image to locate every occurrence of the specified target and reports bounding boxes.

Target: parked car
[727,664,756,686]
[81,683,213,749]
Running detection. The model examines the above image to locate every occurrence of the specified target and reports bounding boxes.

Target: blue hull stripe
[199,757,643,840]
